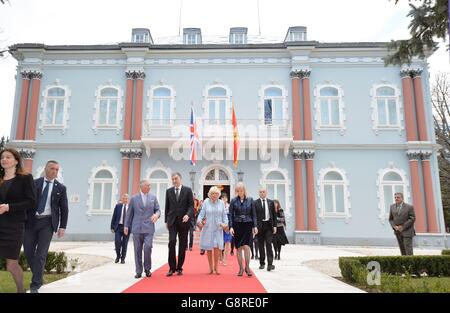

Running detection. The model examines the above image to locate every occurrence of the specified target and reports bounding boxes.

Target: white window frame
[92,83,124,134]
[146,85,176,129]
[230,33,246,44]
[184,33,200,44]
[258,85,289,129]
[376,165,409,224]
[145,161,172,219]
[289,31,305,41]
[39,83,71,134]
[370,84,403,135]
[260,162,292,221]
[313,84,346,135]
[202,84,232,126]
[86,161,118,216]
[318,166,351,222]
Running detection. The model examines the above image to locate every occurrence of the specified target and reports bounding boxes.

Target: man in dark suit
[255,186,277,271]
[389,192,416,255]
[24,160,68,293]
[110,194,130,264]
[165,172,194,276]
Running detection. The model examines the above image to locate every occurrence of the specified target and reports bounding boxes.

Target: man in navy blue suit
[111,194,130,264]
[24,160,68,293]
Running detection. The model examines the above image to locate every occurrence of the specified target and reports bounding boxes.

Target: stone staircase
[153,229,201,245]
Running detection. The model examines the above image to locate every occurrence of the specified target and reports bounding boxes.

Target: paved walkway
[37,240,442,293]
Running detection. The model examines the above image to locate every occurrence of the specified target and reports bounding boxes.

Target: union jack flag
[190,106,200,165]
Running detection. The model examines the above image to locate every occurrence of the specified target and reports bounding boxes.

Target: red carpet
[122,245,267,293]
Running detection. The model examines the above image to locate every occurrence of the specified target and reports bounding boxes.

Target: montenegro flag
[232,103,239,168]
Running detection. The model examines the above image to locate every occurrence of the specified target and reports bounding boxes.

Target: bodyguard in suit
[255,186,277,271]
[165,172,194,276]
[24,160,68,293]
[389,192,416,255]
[110,194,130,263]
[124,180,160,278]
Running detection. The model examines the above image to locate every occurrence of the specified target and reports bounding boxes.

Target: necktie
[263,199,267,220]
[398,204,401,215]
[37,180,50,214]
[175,188,180,201]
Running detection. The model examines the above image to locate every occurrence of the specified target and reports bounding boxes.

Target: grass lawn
[339,276,450,293]
[0,270,68,293]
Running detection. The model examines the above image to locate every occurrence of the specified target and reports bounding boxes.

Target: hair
[235,182,247,198]
[45,160,59,167]
[171,172,182,179]
[273,199,282,211]
[394,192,404,199]
[258,185,267,192]
[208,186,221,199]
[0,148,27,185]
[140,179,150,186]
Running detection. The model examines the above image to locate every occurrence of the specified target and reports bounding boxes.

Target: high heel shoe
[237,268,244,276]
[245,267,253,277]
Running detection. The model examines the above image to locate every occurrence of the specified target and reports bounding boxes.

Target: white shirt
[119,204,128,224]
[260,198,269,221]
[37,178,54,216]
[174,185,182,197]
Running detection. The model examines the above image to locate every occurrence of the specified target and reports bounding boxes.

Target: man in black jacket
[255,186,277,271]
[24,160,68,293]
[164,172,194,276]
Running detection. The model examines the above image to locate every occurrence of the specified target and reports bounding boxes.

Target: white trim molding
[145,84,176,134]
[376,163,410,224]
[199,163,235,199]
[313,83,346,136]
[318,164,352,222]
[369,83,404,135]
[92,82,124,135]
[202,83,232,126]
[86,160,119,217]
[257,84,289,132]
[259,162,293,222]
[39,81,71,134]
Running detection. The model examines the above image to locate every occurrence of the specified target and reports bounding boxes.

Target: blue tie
[37,180,50,214]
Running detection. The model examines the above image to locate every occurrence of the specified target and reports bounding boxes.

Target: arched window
[263,87,283,125]
[206,86,230,125]
[374,86,400,127]
[149,87,173,125]
[86,164,118,216]
[377,168,408,222]
[319,168,351,220]
[41,85,70,133]
[264,170,288,211]
[96,87,120,127]
[147,168,170,215]
[316,86,345,129]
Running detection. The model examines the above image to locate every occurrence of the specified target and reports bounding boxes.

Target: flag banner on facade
[190,105,200,165]
[232,102,239,168]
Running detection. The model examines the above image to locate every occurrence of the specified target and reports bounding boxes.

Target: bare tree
[432,72,450,231]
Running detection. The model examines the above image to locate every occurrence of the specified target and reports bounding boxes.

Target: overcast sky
[0,0,449,138]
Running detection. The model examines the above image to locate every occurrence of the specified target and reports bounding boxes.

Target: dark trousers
[250,236,259,258]
[257,221,274,266]
[23,216,54,290]
[187,219,195,249]
[395,232,413,255]
[114,224,129,260]
[168,218,189,271]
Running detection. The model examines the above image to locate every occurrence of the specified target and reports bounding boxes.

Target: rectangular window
[320,100,329,125]
[324,185,333,213]
[387,99,397,125]
[264,99,273,125]
[335,185,345,213]
[377,99,387,125]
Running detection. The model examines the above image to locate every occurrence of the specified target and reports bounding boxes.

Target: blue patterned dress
[197,198,228,250]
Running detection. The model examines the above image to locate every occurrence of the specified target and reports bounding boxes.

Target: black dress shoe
[30,288,39,293]
[259,264,265,270]
[121,259,125,264]
[135,273,142,278]
[115,257,120,263]
[267,265,275,271]
[166,270,174,277]
[145,270,151,277]
[176,269,183,276]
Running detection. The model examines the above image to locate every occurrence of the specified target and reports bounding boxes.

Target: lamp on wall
[237,169,244,182]
[189,171,196,191]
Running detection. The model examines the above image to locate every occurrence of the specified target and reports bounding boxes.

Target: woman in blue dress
[197,186,228,275]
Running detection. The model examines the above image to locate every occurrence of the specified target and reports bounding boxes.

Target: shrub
[1,251,67,273]
[442,250,450,256]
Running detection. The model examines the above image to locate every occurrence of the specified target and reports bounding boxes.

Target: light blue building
[8,26,447,247]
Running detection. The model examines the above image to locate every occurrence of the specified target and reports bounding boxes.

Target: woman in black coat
[272,200,289,260]
[0,148,37,293]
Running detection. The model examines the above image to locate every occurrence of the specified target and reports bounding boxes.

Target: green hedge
[1,251,68,274]
[339,256,450,281]
[442,250,450,256]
